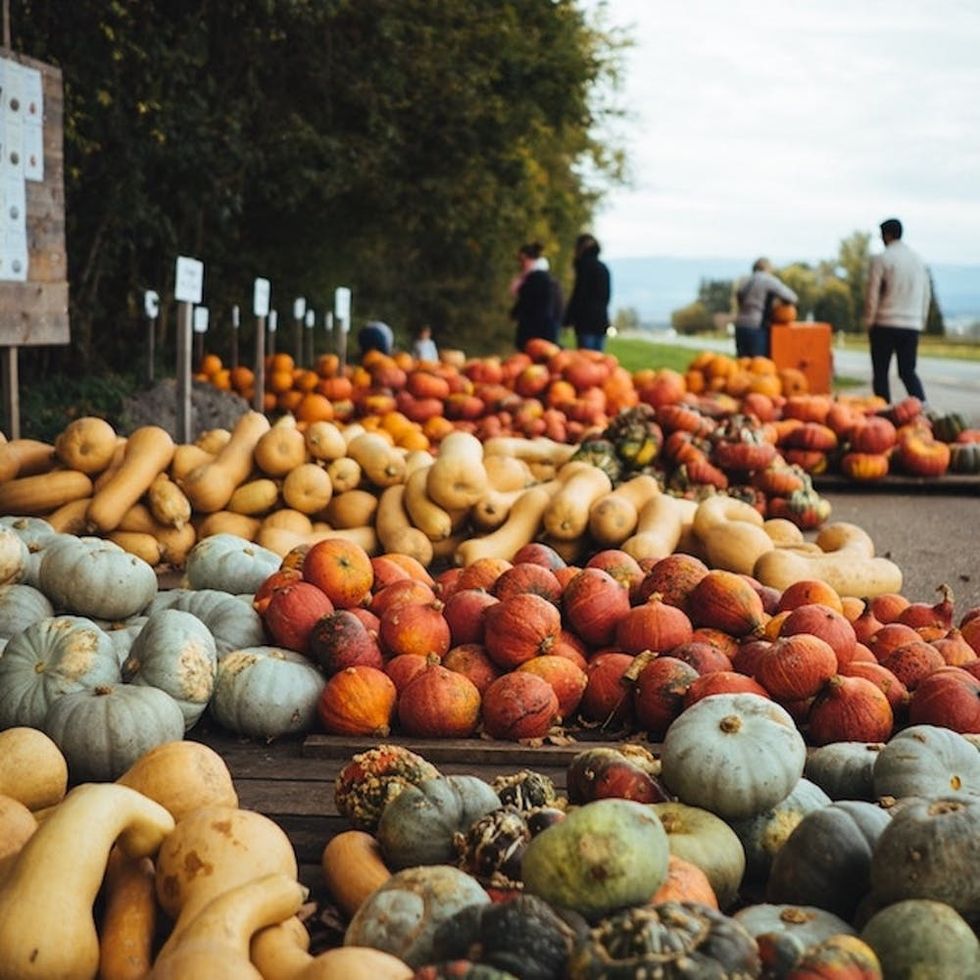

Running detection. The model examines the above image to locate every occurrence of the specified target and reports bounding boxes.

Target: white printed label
[175,256,204,304]
[253,277,270,317]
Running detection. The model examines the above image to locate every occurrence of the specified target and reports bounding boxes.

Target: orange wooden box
[771,322,833,394]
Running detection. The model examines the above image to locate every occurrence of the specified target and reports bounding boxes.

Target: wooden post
[175,301,193,443]
[230,304,240,369]
[1,346,19,438]
[253,315,267,413]
[304,309,315,367]
[144,290,159,384]
[268,309,278,358]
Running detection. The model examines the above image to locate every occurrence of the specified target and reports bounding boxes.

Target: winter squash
[44,683,185,782]
[0,582,54,640]
[578,651,636,727]
[398,664,482,738]
[807,675,894,745]
[183,533,280,594]
[262,581,335,654]
[309,609,383,675]
[39,535,158,620]
[687,570,766,636]
[779,603,857,666]
[660,693,806,819]
[565,746,666,805]
[154,589,265,658]
[0,614,121,729]
[635,553,709,609]
[804,741,883,802]
[482,672,559,740]
[755,634,838,702]
[345,865,490,969]
[521,798,670,919]
[317,665,397,737]
[0,726,68,811]
[0,784,173,980]
[379,600,452,660]
[483,593,561,668]
[615,597,693,655]
[122,608,218,729]
[562,567,631,647]
[320,830,392,919]
[872,724,980,799]
[518,655,587,721]
[212,646,326,738]
[909,666,980,732]
[766,801,892,920]
[632,655,699,736]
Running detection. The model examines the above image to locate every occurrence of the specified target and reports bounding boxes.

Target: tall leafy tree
[836,231,871,332]
[697,278,734,315]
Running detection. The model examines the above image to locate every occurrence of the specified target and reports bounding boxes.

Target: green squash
[122,608,218,730]
[734,903,855,978]
[949,441,980,474]
[728,777,830,882]
[661,693,806,820]
[1,516,55,588]
[377,775,501,869]
[210,645,325,738]
[521,798,669,920]
[0,615,120,728]
[150,588,265,657]
[652,801,746,909]
[0,523,29,587]
[183,533,280,594]
[929,411,966,443]
[39,536,157,620]
[567,902,760,979]
[871,795,980,919]
[804,741,883,801]
[98,616,148,667]
[873,724,980,800]
[0,583,54,640]
[345,865,490,969]
[767,800,891,921]
[43,682,185,781]
[861,899,980,979]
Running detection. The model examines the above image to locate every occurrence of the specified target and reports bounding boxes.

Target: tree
[697,279,734,315]
[777,264,820,320]
[812,278,854,334]
[671,301,713,335]
[925,271,945,336]
[835,231,872,332]
[612,307,642,334]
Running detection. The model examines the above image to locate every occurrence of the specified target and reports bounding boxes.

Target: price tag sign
[193,307,210,334]
[293,297,307,320]
[268,309,278,333]
[231,304,240,329]
[175,256,204,304]
[144,289,160,319]
[253,277,271,317]
[334,286,351,323]
[305,309,315,328]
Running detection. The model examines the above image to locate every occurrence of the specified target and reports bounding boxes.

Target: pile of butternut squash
[0,729,409,980]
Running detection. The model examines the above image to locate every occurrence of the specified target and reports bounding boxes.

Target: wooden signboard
[0,48,68,436]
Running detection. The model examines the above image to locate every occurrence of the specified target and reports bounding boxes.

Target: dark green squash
[377,775,500,869]
[728,778,830,882]
[454,806,530,891]
[489,769,558,811]
[872,724,980,800]
[949,441,980,474]
[766,801,891,920]
[861,899,980,979]
[429,894,586,980]
[803,742,883,802]
[871,795,980,919]
[566,901,760,979]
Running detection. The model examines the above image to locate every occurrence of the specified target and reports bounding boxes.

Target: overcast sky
[587,0,980,265]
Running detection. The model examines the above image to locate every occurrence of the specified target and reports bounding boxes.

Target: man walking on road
[864,218,930,405]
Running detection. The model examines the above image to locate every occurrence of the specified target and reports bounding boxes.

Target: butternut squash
[622,494,698,562]
[320,830,392,919]
[430,530,467,562]
[347,433,406,488]
[228,478,281,515]
[0,783,174,980]
[107,530,163,566]
[470,486,525,532]
[254,416,308,477]
[116,740,238,822]
[98,850,156,980]
[87,426,176,532]
[753,521,903,597]
[692,496,774,575]
[0,469,93,516]
[180,411,270,513]
[322,489,378,529]
[403,465,454,541]
[426,431,488,511]
[261,509,313,536]
[147,473,192,529]
[195,511,261,541]
[0,795,36,863]
[588,474,661,547]
[403,449,435,479]
[282,463,333,514]
[46,497,94,534]
[326,456,361,494]
[149,873,306,980]
[194,428,231,455]
[543,464,612,541]
[455,483,557,566]
[170,443,215,482]
[54,417,118,475]
[484,454,534,492]
[304,421,347,462]
[0,438,55,483]
[117,504,196,567]
[93,438,130,492]
[254,525,310,558]
[375,484,433,567]
[763,518,806,547]
[482,435,577,466]
[310,524,379,556]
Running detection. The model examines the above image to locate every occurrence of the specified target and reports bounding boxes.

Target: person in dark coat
[510,242,562,350]
[563,233,611,351]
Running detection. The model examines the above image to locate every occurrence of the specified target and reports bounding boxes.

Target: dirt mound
[118,379,252,438]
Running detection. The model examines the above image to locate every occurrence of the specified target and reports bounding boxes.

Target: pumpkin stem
[94,685,114,696]
[719,715,742,735]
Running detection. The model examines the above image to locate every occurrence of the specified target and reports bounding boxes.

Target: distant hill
[606,256,980,329]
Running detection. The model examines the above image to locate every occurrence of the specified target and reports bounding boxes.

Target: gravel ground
[117,379,251,438]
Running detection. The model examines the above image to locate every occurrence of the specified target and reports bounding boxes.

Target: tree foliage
[11,0,627,376]
[671,301,713,335]
[697,278,734,315]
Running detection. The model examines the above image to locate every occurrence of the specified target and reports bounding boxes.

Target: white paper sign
[268,310,278,333]
[293,296,306,320]
[231,304,240,329]
[193,307,209,334]
[334,287,351,322]
[144,290,160,319]
[175,256,204,304]
[304,309,315,328]
[253,277,270,317]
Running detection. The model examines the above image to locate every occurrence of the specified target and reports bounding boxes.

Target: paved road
[636,333,980,424]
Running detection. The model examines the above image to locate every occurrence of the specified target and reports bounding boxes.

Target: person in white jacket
[864,218,930,404]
